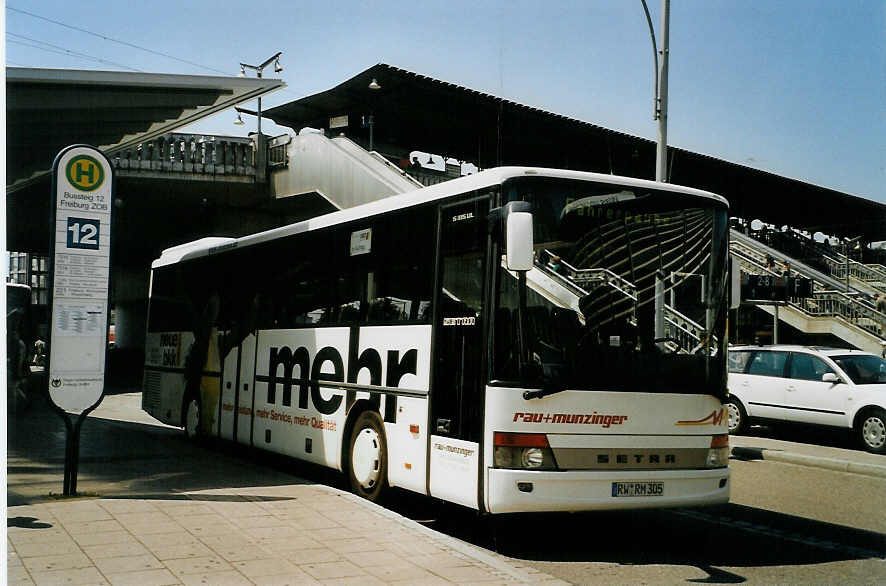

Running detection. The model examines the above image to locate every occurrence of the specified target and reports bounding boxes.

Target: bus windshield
[494,176,729,398]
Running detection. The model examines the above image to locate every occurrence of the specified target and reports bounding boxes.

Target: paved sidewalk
[7,394,564,585]
[8,484,566,586]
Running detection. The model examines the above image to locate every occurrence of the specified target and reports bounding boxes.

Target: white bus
[143,167,730,513]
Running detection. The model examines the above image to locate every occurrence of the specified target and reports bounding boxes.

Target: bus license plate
[612,481,664,497]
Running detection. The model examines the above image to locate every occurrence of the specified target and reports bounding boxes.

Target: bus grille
[142,370,161,412]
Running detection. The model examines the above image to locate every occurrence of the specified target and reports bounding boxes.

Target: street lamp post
[239,52,282,180]
[641,0,671,182]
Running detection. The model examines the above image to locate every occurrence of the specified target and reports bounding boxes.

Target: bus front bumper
[486,467,729,514]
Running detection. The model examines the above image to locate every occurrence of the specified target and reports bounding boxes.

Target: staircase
[731,230,886,353]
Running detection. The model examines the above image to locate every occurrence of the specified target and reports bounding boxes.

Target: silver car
[727,345,886,454]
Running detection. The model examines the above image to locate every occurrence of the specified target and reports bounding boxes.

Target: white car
[726,345,886,454]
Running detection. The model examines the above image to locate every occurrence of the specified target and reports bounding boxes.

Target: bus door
[429,197,489,509]
[236,334,257,444]
[219,323,258,445]
[219,342,239,441]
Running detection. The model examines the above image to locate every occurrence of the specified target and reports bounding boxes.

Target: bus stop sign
[48,145,114,413]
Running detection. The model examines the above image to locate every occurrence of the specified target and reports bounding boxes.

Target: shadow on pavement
[385,495,886,572]
[7,394,320,506]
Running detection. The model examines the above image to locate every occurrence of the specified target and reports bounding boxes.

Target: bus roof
[161,167,728,267]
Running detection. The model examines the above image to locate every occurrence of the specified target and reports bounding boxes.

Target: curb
[338,490,552,584]
[731,447,886,479]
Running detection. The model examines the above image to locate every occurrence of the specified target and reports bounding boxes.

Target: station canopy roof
[6,67,285,194]
[265,63,886,242]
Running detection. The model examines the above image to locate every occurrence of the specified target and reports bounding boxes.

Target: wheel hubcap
[352,427,381,489]
[862,416,886,449]
[726,403,741,431]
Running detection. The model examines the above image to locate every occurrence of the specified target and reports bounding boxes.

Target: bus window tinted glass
[494,177,729,397]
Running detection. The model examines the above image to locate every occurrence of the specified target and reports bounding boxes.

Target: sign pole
[47,145,115,496]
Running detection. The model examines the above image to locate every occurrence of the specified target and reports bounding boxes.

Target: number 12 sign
[48,145,115,413]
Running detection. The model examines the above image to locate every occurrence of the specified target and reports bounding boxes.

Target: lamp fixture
[234,112,245,126]
[274,57,283,73]
[238,64,246,77]
[368,78,381,90]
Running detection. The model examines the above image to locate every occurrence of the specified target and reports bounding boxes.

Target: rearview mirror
[822,372,840,384]
[506,212,534,271]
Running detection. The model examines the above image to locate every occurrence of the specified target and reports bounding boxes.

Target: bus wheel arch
[346,408,389,502]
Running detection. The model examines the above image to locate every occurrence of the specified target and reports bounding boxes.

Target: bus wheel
[857,408,886,454]
[725,397,748,435]
[183,394,202,441]
[348,411,388,502]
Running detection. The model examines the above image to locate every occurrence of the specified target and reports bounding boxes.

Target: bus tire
[725,396,748,435]
[856,408,886,455]
[347,410,388,502]
[182,392,202,441]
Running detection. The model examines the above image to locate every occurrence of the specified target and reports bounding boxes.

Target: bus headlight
[705,434,730,468]
[493,432,558,470]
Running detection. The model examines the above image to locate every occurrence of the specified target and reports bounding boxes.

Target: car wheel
[347,411,388,502]
[183,394,202,441]
[725,397,748,435]
[857,408,886,454]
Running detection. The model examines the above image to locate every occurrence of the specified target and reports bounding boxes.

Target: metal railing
[820,253,886,291]
[732,247,886,339]
[111,133,256,177]
[537,251,710,353]
[793,291,886,338]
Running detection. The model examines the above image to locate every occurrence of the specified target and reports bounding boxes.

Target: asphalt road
[9,396,886,584]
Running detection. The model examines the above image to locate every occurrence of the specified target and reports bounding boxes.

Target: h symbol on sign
[75,162,95,184]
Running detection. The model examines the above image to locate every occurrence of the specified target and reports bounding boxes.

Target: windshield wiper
[523,386,567,400]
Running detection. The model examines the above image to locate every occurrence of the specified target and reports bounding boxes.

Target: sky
[5,0,886,203]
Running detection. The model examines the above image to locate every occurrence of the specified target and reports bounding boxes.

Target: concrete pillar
[112,266,150,350]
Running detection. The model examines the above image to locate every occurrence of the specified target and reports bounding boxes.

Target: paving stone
[147,541,214,561]
[62,520,126,536]
[164,555,232,577]
[364,561,440,583]
[178,571,252,586]
[137,532,203,549]
[98,500,160,515]
[230,557,300,578]
[239,572,320,586]
[15,540,84,558]
[284,547,341,564]
[8,530,72,546]
[81,541,151,560]
[319,575,387,586]
[22,553,94,574]
[92,554,165,575]
[208,543,273,563]
[344,549,409,568]
[299,560,366,581]
[105,568,181,586]
[431,564,503,582]
[28,567,108,585]
[7,564,35,585]
[71,532,138,548]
